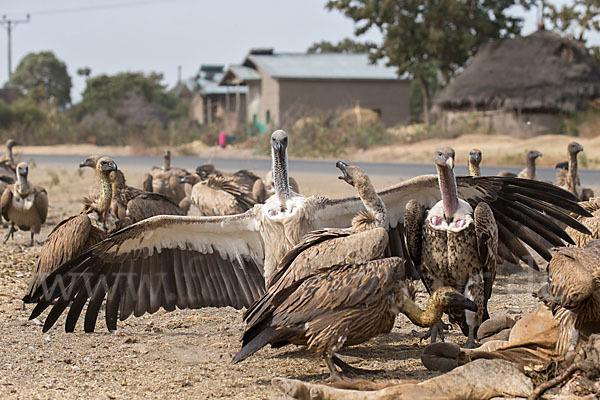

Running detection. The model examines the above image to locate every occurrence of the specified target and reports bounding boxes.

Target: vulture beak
[447,292,478,312]
[100,161,117,172]
[446,155,455,170]
[79,158,94,168]
[336,161,353,185]
[12,141,23,147]
[578,144,584,153]
[536,151,543,158]
[470,152,481,164]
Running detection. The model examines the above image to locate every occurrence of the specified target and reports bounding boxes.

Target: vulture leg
[30,231,34,247]
[3,222,15,243]
[324,354,343,382]
[462,272,484,349]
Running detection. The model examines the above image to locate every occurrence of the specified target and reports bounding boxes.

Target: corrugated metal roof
[199,72,248,95]
[247,53,402,80]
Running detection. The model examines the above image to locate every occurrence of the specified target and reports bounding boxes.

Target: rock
[477,315,516,340]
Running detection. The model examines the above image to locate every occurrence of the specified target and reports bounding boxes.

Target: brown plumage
[141,150,189,204]
[23,158,118,301]
[535,240,600,355]
[1,162,48,246]
[245,161,389,327]
[517,150,542,180]
[405,147,498,348]
[468,149,482,177]
[110,168,183,226]
[233,262,477,380]
[185,175,256,216]
[25,130,591,334]
[556,142,593,200]
[565,197,600,248]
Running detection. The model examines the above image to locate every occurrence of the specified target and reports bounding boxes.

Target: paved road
[22,153,598,183]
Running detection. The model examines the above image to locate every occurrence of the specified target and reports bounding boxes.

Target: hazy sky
[0,0,594,102]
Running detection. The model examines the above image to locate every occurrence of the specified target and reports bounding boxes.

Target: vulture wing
[313,175,592,271]
[1,186,12,220]
[0,160,16,180]
[26,211,265,333]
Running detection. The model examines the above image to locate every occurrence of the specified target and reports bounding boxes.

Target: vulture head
[6,139,22,150]
[434,147,455,171]
[271,129,288,156]
[79,155,101,169]
[336,161,372,193]
[196,163,218,180]
[469,149,482,166]
[431,287,477,313]
[180,174,201,186]
[97,157,117,177]
[16,162,29,179]
[527,150,542,161]
[568,142,583,156]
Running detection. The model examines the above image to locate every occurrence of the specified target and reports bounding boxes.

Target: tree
[543,0,600,64]
[326,0,530,124]
[11,51,72,108]
[77,67,92,79]
[307,38,376,54]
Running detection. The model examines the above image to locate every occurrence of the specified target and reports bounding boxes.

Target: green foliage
[410,66,442,122]
[75,72,182,119]
[307,38,376,54]
[11,51,72,107]
[326,0,530,124]
[77,67,91,78]
[544,0,600,41]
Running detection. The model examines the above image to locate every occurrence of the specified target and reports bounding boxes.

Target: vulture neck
[7,145,14,165]
[526,157,536,180]
[568,152,578,193]
[163,154,171,171]
[272,146,290,211]
[97,174,113,221]
[16,174,30,197]
[436,165,459,221]
[401,297,445,328]
[356,179,387,228]
[468,161,480,177]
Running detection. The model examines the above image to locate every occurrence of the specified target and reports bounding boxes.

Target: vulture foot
[421,321,451,343]
[332,355,383,377]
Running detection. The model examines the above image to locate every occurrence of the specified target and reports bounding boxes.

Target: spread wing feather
[26,211,265,332]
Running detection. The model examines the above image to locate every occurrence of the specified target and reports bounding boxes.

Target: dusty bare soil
[0,162,547,399]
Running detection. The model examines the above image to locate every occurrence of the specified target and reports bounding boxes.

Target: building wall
[438,109,561,138]
[276,79,410,127]
[190,92,246,128]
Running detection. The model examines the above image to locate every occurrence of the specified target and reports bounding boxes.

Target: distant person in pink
[219,132,227,149]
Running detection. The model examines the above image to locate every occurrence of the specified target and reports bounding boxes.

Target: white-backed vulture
[110,168,184,226]
[183,175,256,217]
[468,149,482,177]
[23,157,118,302]
[535,239,600,355]
[233,267,477,380]
[405,147,498,348]
[79,154,101,200]
[1,162,48,246]
[517,150,542,180]
[556,142,594,201]
[0,139,22,170]
[141,150,189,204]
[25,130,591,334]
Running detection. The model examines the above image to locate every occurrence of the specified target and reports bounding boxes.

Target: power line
[0,14,30,84]
[8,0,188,17]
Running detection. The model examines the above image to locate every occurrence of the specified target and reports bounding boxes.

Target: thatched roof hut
[434,30,600,113]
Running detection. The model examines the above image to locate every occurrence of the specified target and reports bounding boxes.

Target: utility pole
[0,14,30,85]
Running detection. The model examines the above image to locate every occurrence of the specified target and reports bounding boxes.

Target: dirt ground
[0,161,549,399]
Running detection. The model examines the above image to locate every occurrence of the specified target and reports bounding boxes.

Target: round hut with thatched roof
[433,30,600,137]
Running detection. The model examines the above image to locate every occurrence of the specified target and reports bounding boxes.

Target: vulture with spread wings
[26,130,591,334]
